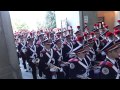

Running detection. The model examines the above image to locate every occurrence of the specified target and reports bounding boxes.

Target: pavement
[19,58,33,79]
[19,58,44,79]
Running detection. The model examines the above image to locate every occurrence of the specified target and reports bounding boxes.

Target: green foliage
[36,21,46,29]
[12,19,29,31]
[45,11,56,29]
[16,23,29,30]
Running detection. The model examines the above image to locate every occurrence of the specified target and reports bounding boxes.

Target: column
[82,11,97,31]
[0,11,22,79]
[115,11,120,26]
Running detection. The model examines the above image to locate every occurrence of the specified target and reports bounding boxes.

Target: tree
[15,22,29,30]
[36,21,46,29]
[45,11,56,29]
[16,23,29,30]
[12,19,29,31]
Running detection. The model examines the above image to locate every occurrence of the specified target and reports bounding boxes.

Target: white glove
[101,51,106,56]
[50,67,58,72]
[52,75,57,79]
[60,68,63,72]
[60,64,65,67]
[32,59,36,63]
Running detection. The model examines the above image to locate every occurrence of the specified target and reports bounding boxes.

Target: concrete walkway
[19,58,33,79]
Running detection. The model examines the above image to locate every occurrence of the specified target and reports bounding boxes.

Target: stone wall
[82,11,97,31]
[97,11,115,32]
[0,11,22,79]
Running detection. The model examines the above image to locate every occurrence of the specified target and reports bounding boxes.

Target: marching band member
[50,32,55,41]
[49,32,55,48]
[69,26,74,37]
[87,38,96,63]
[77,26,81,32]
[53,38,67,79]
[39,38,63,79]
[17,36,28,72]
[99,39,120,79]
[114,20,120,30]
[99,29,108,40]
[26,38,38,79]
[62,34,74,78]
[14,20,120,79]
[89,32,95,39]
[84,23,89,34]
[105,32,115,42]
[92,29,105,62]
[63,34,74,61]
[83,32,89,43]
[114,30,120,40]
[74,30,81,39]
[85,38,97,78]
[68,43,91,79]
[72,36,85,61]
[15,38,21,65]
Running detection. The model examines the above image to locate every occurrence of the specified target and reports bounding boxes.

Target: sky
[9,11,47,30]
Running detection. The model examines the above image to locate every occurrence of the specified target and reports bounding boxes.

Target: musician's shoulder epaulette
[99,61,113,68]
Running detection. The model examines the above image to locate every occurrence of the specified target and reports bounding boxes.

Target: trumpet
[49,64,63,72]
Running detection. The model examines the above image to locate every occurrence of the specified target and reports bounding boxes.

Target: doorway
[97,11,115,32]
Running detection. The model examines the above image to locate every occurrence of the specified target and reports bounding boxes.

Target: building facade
[55,11,120,33]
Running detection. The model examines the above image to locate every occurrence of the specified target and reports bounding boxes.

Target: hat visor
[46,42,52,45]
[76,49,86,54]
